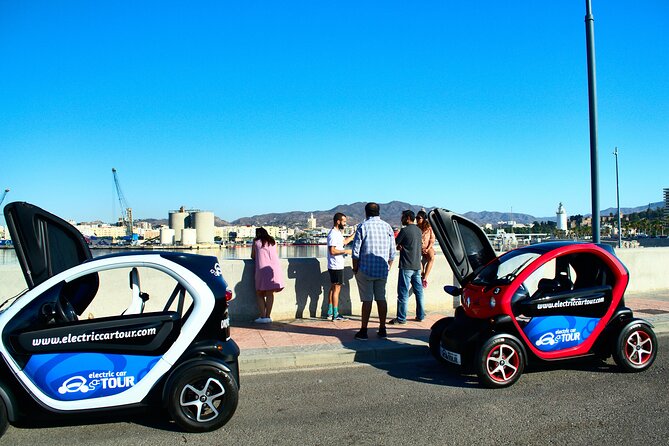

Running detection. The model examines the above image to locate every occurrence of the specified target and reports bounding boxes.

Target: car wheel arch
[0,380,18,422]
[161,356,234,406]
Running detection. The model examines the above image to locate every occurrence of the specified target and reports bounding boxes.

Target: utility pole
[585,0,600,243]
[614,147,622,248]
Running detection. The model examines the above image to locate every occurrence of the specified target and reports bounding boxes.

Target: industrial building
[164,207,215,246]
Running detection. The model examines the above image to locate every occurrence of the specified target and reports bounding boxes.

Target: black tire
[0,397,8,438]
[476,336,525,388]
[612,322,657,372]
[167,365,239,432]
[429,318,451,365]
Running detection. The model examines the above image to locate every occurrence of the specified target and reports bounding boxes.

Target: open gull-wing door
[428,208,496,286]
[4,202,98,313]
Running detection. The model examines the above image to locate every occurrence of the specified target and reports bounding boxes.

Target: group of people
[249,202,436,340]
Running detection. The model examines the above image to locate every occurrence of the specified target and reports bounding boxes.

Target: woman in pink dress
[251,227,285,323]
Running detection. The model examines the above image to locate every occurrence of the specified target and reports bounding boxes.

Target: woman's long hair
[255,227,276,246]
[416,210,430,232]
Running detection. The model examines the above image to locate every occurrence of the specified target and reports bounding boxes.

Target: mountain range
[128,201,663,228]
[226,201,665,228]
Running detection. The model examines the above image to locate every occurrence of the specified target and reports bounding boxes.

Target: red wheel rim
[486,343,520,383]
[624,329,653,366]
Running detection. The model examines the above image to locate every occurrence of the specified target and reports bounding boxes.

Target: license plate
[440,346,462,365]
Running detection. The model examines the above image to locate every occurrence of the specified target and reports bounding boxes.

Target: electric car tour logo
[210,262,222,277]
[535,328,582,347]
[58,370,136,395]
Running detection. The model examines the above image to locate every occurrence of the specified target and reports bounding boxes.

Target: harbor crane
[0,188,9,207]
[111,168,133,237]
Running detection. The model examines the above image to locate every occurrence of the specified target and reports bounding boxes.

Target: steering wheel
[55,294,78,323]
[511,283,530,305]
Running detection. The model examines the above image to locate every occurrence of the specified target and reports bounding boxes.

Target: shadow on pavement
[238,317,478,388]
[368,356,480,389]
[11,407,183,434]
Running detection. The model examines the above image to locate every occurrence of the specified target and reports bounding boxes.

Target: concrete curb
[240,338,430,373]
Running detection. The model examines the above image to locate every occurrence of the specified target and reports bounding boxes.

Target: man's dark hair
[333,212,346,225]
[402,209,415,222]
[365,202,380,218]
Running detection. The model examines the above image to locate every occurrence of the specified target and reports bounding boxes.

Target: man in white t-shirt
[326,212,355,321]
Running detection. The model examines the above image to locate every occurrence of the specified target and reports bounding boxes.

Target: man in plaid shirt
[352,202,396,340]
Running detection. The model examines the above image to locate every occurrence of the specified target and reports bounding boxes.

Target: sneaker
[377,328,387,338]
[387,318,406,325]
[354,330,368,340]
[334,314,348,321]
[422,279,428,288]
[263,317,272,323]
[414,317,424,322]
[254,317,265,323]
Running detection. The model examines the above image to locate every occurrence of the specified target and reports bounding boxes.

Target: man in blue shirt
[352,202,396,340]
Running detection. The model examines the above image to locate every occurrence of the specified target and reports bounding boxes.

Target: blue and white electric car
[0,202,240,436]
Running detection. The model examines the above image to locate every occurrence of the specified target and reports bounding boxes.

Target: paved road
[4,336,669,446]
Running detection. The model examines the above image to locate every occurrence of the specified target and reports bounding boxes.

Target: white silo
[556,202,568,231]
[193,211,215,244]
[160,228,175,245]
[169,209,189,242]
[181,228,197,246]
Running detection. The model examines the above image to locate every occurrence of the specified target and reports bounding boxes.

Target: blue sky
[1,1,667,223]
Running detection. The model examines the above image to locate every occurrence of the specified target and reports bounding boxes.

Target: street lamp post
[585,0,600,243]
[614,147,622,248]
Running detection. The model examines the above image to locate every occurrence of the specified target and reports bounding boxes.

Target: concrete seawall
[1,247,668,321]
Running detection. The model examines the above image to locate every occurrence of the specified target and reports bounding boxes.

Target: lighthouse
[556,202,568,232]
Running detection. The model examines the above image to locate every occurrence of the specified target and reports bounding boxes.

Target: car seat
[123,267,149,315]
[537,276,572,295]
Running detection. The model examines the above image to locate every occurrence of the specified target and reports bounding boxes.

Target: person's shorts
[355,270,387,302]
[328,269,344,285]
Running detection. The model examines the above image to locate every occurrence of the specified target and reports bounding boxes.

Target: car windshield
[471,251,541,286]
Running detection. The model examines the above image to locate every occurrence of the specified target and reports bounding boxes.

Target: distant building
[138,228,160,240]
[215,225,290,243]
[136,221,152,230]
[556,202,568,232]
[168,208,215,244]
[307,213,317,229]
[75,223,127,238]
[216,225,256,242]
[664,188,669,217]
[494,220,528,229]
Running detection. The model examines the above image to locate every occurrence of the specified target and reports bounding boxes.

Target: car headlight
[489,296,496,308]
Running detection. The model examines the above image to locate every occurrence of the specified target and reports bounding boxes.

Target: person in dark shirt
[389,210,425,324]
